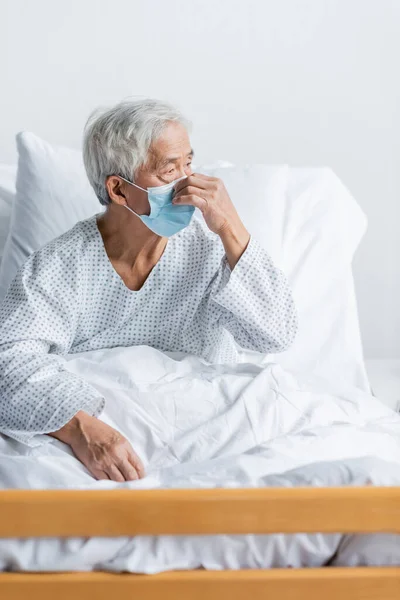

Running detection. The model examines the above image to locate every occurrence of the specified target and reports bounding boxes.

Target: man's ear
[105,175,127,206]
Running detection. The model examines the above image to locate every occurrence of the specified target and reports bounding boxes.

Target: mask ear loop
[118,175,148,218]
[123,204,142,218]
[118,175,148,193]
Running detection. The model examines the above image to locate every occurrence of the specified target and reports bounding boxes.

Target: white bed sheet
[365,359,400,412]
[0,346,400,573]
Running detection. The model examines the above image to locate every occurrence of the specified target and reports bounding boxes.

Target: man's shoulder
[18,214,99,282]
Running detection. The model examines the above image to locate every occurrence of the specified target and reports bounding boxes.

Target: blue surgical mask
[120,175,195,237]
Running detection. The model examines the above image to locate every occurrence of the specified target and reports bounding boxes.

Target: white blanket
[1,345,400,572]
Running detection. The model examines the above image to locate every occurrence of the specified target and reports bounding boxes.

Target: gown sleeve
[0,250,105,448]
[205,235,298,355]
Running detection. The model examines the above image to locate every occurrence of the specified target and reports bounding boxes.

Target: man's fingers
[128,451,145,479]
[172,194,207,210]
[192,172,217,181]
[130,459,145,479]
[117,459,139,481]
[173,174,209,194]
[91,461,139,482]
[93,469,111,481]
[174,185,208,200]
[106,464,126,483]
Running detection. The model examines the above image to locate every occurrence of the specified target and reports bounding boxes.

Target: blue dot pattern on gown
[0,213,298,447]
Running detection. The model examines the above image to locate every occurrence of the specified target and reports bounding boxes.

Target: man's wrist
[48,410,89,445]
[218,220,250,270]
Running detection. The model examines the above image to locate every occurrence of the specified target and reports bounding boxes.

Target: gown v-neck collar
[93,213,175,295]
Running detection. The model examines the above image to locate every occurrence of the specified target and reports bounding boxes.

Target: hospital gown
[0,213,297,446]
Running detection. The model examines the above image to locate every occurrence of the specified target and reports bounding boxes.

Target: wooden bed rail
[0,486,399,536]
[0,569,400,600]
[0,487,399,600]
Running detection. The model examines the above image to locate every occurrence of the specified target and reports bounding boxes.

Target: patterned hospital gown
[0,213,297,447]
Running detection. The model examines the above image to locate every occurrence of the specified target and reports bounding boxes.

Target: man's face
[136,121,194,188]
[108,121,193,217]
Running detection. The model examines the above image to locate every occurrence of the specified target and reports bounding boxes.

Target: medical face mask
[120,175,195,237]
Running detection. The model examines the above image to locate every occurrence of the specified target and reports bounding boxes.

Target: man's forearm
[219,220,251,271]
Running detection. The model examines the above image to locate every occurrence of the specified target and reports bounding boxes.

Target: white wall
[1,0,399,358]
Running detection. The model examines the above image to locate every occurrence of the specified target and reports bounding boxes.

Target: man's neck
[96,204,168,269]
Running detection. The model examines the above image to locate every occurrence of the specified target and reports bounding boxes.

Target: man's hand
[173,173,250,269]
[173,173,241,235]
[49,411,145,482]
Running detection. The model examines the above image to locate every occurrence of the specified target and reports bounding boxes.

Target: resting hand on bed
[49,411,145,482]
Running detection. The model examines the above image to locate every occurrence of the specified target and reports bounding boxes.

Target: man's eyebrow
[158,149,195,168]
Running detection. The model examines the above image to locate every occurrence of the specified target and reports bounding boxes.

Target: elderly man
[0,98,297,482]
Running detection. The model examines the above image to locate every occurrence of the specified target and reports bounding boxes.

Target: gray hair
[82,98,191,206]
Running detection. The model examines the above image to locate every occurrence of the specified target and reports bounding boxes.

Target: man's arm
[210,234,298,354]
[173,173,298,354]
[0,253,144,481]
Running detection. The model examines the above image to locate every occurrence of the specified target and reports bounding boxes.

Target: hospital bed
[0,141,400,597]
[0,486,400,599]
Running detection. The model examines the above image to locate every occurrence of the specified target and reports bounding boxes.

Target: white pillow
[0,132,368,390]
[199,164,369,390]
[0,132,101,299]
[277,168,368,389]
[197,163,289,267]
[0,164,17,268]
